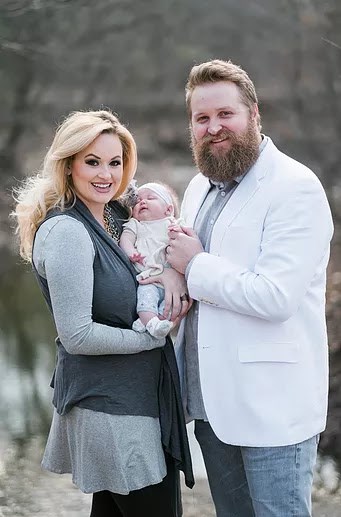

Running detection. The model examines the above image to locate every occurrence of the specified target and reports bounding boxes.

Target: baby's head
[132,182,178,222]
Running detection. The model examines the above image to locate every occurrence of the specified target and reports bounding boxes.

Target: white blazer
[175,137,334,447]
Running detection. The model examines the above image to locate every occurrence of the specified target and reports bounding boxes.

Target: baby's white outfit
[123,217,175,280]
[122,216,176,338]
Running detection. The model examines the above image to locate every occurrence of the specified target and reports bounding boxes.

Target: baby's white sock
[146,317,173,338]
[132,318,146,333]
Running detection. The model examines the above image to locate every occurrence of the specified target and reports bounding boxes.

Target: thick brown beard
[191,119,261,182]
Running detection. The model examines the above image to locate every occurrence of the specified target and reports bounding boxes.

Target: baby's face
[133,188,171,221]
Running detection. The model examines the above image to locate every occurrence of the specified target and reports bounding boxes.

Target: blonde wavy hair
[13,109,137,262]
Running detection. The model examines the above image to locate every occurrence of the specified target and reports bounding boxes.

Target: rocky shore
[1,468,341,517]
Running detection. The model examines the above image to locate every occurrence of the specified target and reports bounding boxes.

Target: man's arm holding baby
[167,224,204,274]
[139,224,195,322]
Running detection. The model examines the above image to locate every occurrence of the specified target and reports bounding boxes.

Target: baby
[119,182,179,338]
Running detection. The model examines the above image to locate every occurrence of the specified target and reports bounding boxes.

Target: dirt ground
[0,459,340,517]
[0,436,340,516]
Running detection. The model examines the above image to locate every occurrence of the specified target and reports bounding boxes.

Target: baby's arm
[119,229,145,265]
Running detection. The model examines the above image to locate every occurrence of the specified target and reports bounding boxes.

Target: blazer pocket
[238,342,299,363]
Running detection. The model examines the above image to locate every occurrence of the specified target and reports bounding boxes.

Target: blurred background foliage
[0,0,341,462]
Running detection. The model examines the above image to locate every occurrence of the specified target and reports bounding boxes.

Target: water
[0,260,55,440]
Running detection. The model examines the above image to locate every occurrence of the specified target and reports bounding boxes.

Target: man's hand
[167,226,204,274]
[139,268,191,323]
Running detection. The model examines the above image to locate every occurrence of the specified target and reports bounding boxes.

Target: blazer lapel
[211,138,275,246]
[185,174,211,227]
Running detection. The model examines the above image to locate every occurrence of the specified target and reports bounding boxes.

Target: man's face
[190,81,261,182]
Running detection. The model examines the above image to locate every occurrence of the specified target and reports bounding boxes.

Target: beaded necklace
[103,204,120,242]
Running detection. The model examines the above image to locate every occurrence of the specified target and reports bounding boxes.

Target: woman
[13,110,193,516]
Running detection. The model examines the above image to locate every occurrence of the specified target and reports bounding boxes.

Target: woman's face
[70,132,123,218]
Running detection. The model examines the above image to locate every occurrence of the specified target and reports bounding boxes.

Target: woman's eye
[85,159,99,166]
[220,111,232,117]
[110,160,121,167]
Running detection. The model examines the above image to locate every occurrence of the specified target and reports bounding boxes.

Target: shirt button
[221,191,226,197]
[210,219,214,225]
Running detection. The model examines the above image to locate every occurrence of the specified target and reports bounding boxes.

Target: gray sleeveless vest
[33,198,161,417]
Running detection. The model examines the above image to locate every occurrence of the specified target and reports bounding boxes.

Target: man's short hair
[185,59,259,118]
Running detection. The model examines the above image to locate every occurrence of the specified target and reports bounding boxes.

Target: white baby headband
[138,182,173,207]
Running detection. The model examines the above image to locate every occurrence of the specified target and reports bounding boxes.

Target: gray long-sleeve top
[33,214,167,494]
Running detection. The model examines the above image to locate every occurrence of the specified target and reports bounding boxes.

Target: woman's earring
[66,167,72,176]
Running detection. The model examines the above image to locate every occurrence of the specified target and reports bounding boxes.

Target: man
[166,59,334,516]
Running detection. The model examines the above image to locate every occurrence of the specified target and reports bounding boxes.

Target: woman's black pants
[89,454,182,517]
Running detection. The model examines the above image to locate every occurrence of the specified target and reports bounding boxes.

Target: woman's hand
[139,268,192,324]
